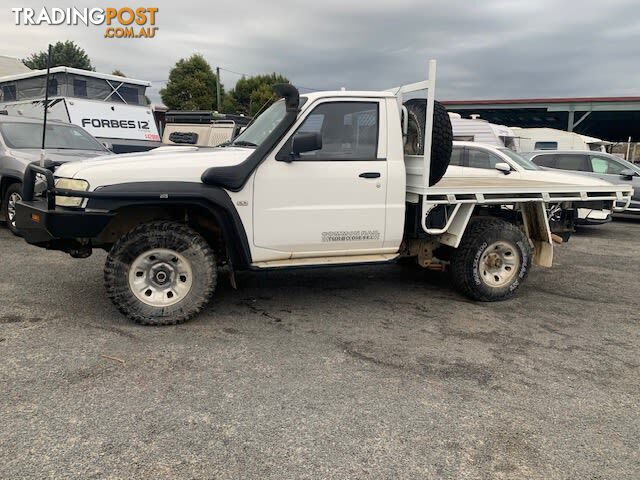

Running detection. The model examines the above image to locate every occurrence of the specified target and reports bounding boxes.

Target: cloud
[1,0,638,103]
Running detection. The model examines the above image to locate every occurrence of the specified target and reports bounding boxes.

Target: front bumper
[16,164,113,250]
[15,199,113,246]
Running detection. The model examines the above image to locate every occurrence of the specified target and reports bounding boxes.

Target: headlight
[55,178,90,207]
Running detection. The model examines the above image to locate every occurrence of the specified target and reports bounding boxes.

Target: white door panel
[253,99,388,256]
[254,160,387,253]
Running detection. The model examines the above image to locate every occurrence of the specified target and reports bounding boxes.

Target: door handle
[359,172,381,179]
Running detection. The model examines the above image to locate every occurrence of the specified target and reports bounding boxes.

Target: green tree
[159,54,223,110]
[225,73,289,116]
[23,41,94,70]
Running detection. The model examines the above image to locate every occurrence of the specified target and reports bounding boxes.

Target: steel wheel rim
[7,192,21,228]
[478,241,520,288]
[128,248,193,307]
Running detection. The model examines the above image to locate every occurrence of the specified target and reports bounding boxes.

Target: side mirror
[291,132,322,156]
[495,162,511,174]
[620,168,636,180]
[102,141,113,152]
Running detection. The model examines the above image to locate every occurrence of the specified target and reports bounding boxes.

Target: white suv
[444,142,616,225]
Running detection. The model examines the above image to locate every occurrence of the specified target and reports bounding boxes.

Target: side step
[252,253,399,269]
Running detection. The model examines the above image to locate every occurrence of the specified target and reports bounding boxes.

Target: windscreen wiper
[232,140,257,147]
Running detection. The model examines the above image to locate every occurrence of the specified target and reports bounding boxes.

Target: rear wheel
[403,100,453,186]
[3,183,23,236]
[104,221,217,325]
[450,218,532,301]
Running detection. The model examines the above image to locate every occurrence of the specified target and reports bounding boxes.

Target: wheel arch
[87,183,252,269]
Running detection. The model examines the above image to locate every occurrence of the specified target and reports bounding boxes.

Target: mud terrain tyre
[104,221,217,325]
[403,99,453,186]
[450,218,532,301]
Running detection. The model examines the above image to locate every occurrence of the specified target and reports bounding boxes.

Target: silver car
[522,150,640,216]
[0,115,111,235]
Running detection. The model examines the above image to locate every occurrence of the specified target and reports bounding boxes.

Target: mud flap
[521,202,553,267]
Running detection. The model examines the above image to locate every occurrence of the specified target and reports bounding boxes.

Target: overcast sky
[1,0,638,105]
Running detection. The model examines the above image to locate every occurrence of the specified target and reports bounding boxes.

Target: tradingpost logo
[11,7,159,39]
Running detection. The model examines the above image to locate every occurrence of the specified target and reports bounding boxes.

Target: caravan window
[2,85,16,101]
[73,79,88,97]
[47,78,58,96]
[534,141,558,150]
[118,85,140,104]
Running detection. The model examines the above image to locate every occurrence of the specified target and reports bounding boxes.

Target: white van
[449,113,518,150]
[0,67,161,153]
[512,127,609,153]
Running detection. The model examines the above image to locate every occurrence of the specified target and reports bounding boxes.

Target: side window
[467,148,502,169]
[590,156,626,175]
[73,79,88,97]
[119,85,140,104]
[47,78,58,96]
[2,85,16,101]
[534,141,558,150]
[555,154,591,172]
[531,154,556,168]
[449,147,464,166]
[281,102,379,161]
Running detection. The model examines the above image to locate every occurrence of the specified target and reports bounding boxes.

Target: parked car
[445,142,617,225]
[0,115,111,234]
[522,150,640,216]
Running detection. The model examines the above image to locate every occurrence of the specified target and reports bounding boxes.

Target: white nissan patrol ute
[16,61,634,325]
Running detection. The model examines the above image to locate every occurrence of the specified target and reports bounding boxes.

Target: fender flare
[85,182,252,268]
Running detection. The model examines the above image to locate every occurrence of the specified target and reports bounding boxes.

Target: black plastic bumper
[15,199,114,246]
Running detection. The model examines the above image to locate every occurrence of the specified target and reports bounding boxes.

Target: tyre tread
[104,221,217,326]
[450,217,531,302]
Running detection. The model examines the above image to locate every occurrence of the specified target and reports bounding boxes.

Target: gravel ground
[1,219,639,479]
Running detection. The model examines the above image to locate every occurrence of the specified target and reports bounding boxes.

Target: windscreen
[231,99,287,148]
[0,122,106,151]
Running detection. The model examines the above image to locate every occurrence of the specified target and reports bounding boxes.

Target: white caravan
[449,113,518,150]
[513,127,609,153]
[0,67,161,153]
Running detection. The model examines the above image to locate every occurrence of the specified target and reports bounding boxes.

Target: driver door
[253,99,388,257]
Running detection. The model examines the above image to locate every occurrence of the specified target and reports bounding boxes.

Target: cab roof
[300,90,396,102]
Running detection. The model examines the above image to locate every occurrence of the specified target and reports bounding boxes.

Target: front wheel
[104,221,217,325]
[450,218,532,301]
[3,183,23,236]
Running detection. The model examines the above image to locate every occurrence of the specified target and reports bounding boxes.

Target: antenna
[40,44,52,167]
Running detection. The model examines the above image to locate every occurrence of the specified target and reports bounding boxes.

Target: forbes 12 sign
[67,99,161,141]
